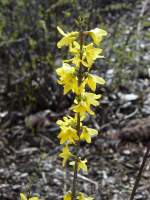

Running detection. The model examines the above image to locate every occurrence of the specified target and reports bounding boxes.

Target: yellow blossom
[85,92,101,106]
[20,193,39,200]
[72,100,94,115]
[86,74,105,91]
[71,56,81,68]
[66,42,82,68]
[66,42,103,68]
[20,194,27,200]
[57,126,79,144]
[77,193,94,200]
[63,192,72,200]
[64,56,81,68]
[56,63,78,94]
[78,159,88,172]
[57,115,85,132]
[83,43,103,67]
[70,158,88,172]
[59,145,72,166]
[57,26,79,48]
[69,41,80,54]
[57,115,77,128]
[80,126,98,143]
[72,92,101,115]
[88,28,107,46]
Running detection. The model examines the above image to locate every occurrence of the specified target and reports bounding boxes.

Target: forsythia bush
[20,24,107,200]
[56,25,107,200]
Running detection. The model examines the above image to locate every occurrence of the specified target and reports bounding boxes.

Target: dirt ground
[0,117,150,200]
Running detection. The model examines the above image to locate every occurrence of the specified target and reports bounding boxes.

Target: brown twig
[129,144,150,200]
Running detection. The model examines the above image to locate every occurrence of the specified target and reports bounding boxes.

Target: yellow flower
[69,41,80,54]
[71,56,81,68]
[83,43,103,67]
[66,41,86,68]
[57,115,77,128]
[64,56,81,68]
[20,193,39,200]
[56,62,86,94]
[86,74,105,91]
[70,159,88,172]
[57,115,80,144]
[57,115,85,131]
[72,100,94,115]
[57,26,79,48]
[59,145,72,166]
[57,126,79,144]
[72,92,101,115]
[63,192,72,200]
[77,193,94,200]
[78,159,88,172]
[56,63,78,94]
[57,115,83,129]
[80,126,98,143]
[20,194,27,200]
[85,92,101,106]
[88,28,107,46]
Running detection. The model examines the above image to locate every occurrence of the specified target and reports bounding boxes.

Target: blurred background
[0,0,150,200]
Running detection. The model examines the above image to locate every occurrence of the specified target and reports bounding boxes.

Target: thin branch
[129,144,150,200]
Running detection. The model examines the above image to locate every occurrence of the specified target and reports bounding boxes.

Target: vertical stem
[129,145,150,200]
[71,31,83,200]
[71,123,79,200]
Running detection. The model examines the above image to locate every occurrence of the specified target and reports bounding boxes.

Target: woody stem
[71,31,83,200]
[129,145,150,200]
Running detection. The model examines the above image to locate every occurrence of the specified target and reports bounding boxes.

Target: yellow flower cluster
[56,25,107,200]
